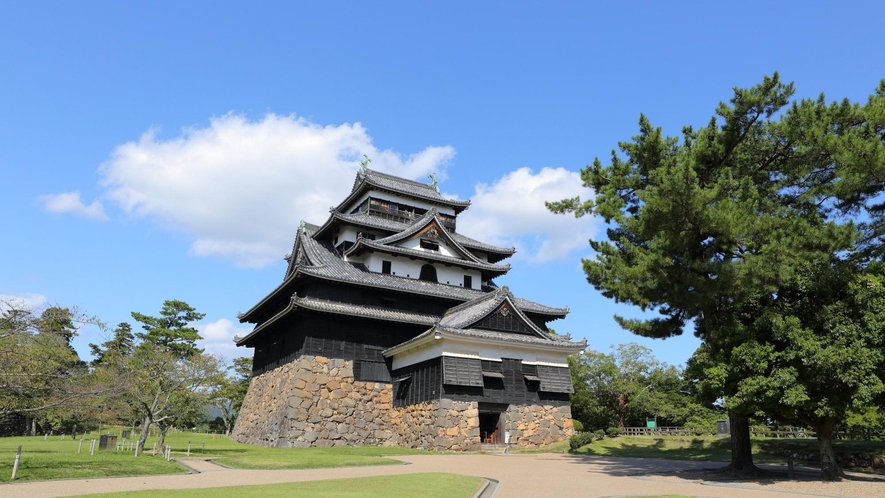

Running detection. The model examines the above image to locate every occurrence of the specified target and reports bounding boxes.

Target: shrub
[606,427,621,438]
[593,429,605,440]
[571,419,584,432]
[569,431,596,450]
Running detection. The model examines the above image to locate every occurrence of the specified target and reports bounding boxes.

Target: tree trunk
[725,411,763,475]
[157,425,168,454]
[135,415,151,457]
[617,393,627,428]
[816,417,843,481]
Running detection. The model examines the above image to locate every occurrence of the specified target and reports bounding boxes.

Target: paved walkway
[2,453,883,497]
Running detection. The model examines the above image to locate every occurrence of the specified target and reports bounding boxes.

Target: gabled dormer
[438,286,552,339]
[343,210,510,286]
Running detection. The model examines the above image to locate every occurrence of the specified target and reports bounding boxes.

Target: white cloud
[36,191,108,221]
[196,318,252,360]
[0,292,49,312]
[41,113,454,267]
[457,167,596,262]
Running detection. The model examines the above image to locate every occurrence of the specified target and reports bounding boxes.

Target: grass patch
[512,439,570,454]
[571,435,736,462]
[570,435,885,469]
[0,430,432,482]
[76,473,484,498]
[0,435,183,483]
[211,445,430,470]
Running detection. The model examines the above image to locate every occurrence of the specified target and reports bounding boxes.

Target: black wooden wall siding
[475,310,532,334]
[354,360,392,382]
[441,358,571,407]
[536,365,575,393]
[391,357,443,407]
[442,356,484,387]
[304,281,453,315]
[250,313,420,372]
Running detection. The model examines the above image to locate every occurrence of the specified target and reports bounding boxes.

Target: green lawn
[0,430,431,482]
[570,435,885,468]
[0,435,183,483]
[76,473,484,498]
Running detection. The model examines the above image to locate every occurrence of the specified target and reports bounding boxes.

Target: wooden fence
[620,426,710,436]
[620,426,884,440]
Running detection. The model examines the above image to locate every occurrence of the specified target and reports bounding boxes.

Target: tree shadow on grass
[559,451,885,486]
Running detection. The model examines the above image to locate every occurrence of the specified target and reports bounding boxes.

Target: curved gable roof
[439,286,549,339]
[336,169,471,215]
[342,210,510,276]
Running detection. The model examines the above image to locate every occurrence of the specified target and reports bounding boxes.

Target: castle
[231,167,585,450]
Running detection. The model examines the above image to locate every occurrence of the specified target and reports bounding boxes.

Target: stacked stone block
[505,404,574,447]
[232,355,573,450]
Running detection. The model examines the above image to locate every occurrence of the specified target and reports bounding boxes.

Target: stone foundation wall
[232,354,574,450]
[231,355,395,448]
[391,399,481,451]
[505,404,574,447]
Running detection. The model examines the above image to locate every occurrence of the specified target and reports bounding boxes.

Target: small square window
[382,261,392,274]
[420,239,439,251]
[464,275,472,288]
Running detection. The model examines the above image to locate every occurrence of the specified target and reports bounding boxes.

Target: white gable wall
[398,237,458,258]
[389,337,571,370]
[360,253,481,289]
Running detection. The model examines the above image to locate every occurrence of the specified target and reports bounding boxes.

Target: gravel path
[1,453,882,498]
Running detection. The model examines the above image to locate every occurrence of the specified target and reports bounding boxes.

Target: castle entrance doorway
[478,403,508,444]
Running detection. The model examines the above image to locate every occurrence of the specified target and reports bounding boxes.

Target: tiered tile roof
[338,169,471,214]
[240,227,566,323]
[383,324,586,357]
[235,295,439,345]
[343,210,511,277]
[438,286,549,338]
[313,210,516,262]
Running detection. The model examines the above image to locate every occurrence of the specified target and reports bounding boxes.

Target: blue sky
[2,1,883,367]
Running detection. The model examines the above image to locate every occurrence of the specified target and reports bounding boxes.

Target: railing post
[11,445,22,480]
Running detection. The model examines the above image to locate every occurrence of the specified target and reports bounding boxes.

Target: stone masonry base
[231,355,573,450]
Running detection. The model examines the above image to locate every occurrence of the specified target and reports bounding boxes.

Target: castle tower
[232,169,585,449]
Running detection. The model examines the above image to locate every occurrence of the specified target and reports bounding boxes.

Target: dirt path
[1,453,882,497]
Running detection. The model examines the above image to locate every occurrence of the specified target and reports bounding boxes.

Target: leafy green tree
[89,322,135,366]
[696,259,885,480]
[570,343,716,432]
[1,302,105,429]
[131,300,205,358]
[101,300,210,455]
[208,357,252,435]
[548,74,869,475]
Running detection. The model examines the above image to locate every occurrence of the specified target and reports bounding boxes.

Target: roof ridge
[442,286,507,316]
[367,210,491,266]
[345,239,511,273]
[366,168,434,188]
[438,286,550,339]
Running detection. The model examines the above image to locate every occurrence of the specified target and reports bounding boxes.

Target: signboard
[646,420,656,428]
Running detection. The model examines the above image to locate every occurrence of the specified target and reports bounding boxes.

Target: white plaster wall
[399,238,458,258]
[390,337,573,370]
[341,191,373,213]
[363,254,480,288]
